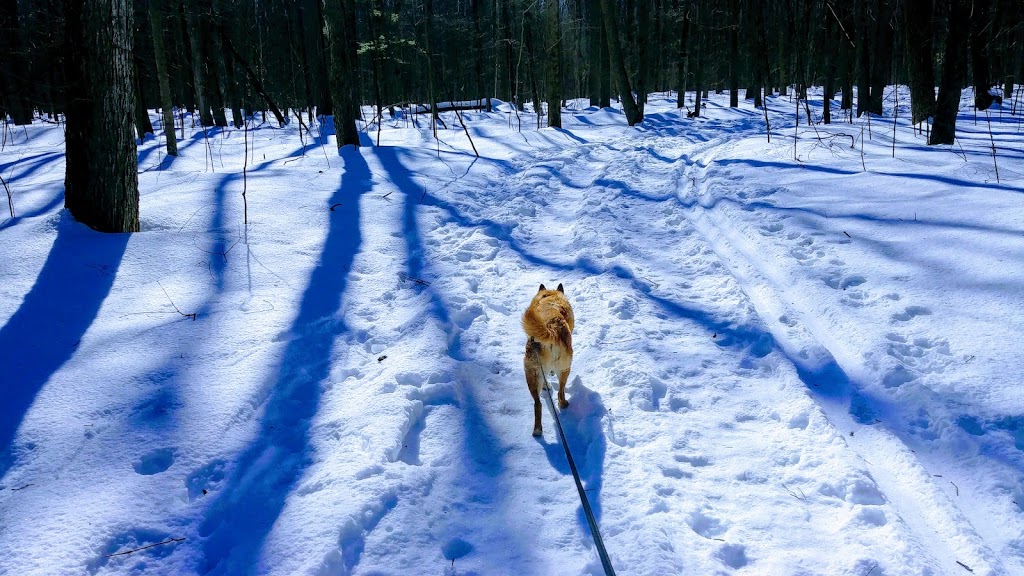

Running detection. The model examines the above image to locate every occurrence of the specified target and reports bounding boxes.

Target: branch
[0,173,12,218]
[216,24,287,127]
[105,537,185,558]
[158,281,197,321]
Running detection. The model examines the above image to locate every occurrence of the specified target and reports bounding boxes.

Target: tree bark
[149,0,178,154]
[322,0,359,146]
[546,0,563,128]
[598,0,642,124]
[969,0,994,109]
[728,0,739,107]
[636,0,650,115]
[931,0,971,145]
[64,0,140,233]
[0,0,34,124]
[903,0,936,123]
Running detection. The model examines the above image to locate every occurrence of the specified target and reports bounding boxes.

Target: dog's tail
[522,311,573,355]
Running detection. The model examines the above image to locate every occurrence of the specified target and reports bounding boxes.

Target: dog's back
[522,283,575,435]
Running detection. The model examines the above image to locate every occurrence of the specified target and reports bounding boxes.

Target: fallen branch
[956,560,974,573]
[105,537,185,558]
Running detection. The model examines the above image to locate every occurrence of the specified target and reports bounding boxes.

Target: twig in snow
[863,563,878,576]
[984,111,1000,183]
[951,481,959,496]
[157,281,197,321]
[782,483,807,501]
[956,560,974,572]
[0,173,12,218]
[11,483,34,491]
[329,203,343,212]
[105,537,185,558]
[843,231,852,238]
[398,272,431,287]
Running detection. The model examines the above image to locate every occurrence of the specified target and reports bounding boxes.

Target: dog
[522,283,575,436]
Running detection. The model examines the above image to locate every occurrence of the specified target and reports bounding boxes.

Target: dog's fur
[522,283,575,436]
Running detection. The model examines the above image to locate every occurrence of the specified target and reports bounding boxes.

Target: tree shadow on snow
[374,145,536,570]
[0,213,129,474]
[197,146,368,573]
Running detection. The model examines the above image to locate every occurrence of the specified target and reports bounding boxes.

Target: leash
[542,386,617,576]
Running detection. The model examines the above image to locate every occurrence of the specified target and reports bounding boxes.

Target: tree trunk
[183,0,214,125]
[322,0,359,146]
[588,0,601,105]
[598,0,642,124]
[676,0,689,108]
[855,0,871,116]
[868,0,892,115]
[0,0,34,124]
[636,0,650,115]
[546,0,563,128]
[969,0,994,109]
[598,7,611,107]
[64,0,140,233]
[133,60,154,140]
[149,0,178,154]
[931,0,970,145]
[728,0,739,107]
[903,0,936,123]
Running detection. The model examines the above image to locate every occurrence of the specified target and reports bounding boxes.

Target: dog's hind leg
[557,368,570,409]
[529,378,543,436]
[525,340,544,436]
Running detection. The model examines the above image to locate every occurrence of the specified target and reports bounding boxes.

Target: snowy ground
[2,89,1023,576]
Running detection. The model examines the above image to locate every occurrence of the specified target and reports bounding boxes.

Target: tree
[903,0,936,124]
[0,0,34,125]
[931,0,971,145]
[64,0,140,233]
[598,0,642,124]
[546,0,563,127]
[322,0,360,147]
[149,0,178,154]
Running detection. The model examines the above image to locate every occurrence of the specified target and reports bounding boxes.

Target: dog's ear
[538,283,546,292]
[556,283,564,293]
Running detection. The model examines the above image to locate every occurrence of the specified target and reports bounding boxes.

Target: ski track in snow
[1,93,1023,576]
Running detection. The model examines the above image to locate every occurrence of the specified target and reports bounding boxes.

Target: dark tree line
[0,0,1021,231]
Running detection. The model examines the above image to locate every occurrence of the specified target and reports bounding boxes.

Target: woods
[0,0,1022,229]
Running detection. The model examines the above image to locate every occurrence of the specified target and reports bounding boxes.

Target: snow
[2,88,1024,576]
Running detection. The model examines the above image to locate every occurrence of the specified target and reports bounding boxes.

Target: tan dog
[522,283,575,436]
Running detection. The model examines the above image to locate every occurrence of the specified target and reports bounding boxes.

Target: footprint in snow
[686,508,729,538]
[133,448,175,476]
[891,305,931,322]
[824,273,867,290]
[717,543,749,569]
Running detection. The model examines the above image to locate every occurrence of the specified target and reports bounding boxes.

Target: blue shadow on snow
[198,146,368,573]
[0,214,129,474]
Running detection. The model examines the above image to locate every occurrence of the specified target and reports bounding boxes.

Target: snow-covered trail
[2,93,1023,576]
[347,100,1023,575]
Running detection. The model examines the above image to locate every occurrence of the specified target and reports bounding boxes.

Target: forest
[4,1,1024,575]
[2,0,1022,149]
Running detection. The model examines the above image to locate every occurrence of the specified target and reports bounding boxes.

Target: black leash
[543,386,617,576]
